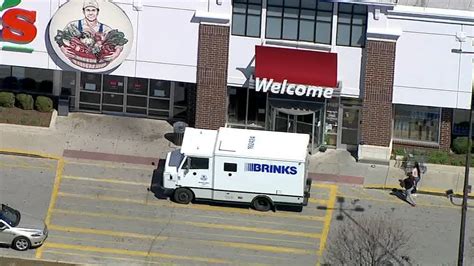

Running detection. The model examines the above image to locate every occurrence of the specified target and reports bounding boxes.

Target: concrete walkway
[0,112,472,198]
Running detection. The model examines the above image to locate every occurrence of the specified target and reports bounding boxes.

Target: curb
[49,109,58,128]
[363,184,474,199]
[0,255,80,266]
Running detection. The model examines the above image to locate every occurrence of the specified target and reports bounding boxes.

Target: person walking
[403,174,417,207]
[411,161,422,194]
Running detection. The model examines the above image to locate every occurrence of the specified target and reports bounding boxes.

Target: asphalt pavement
[1,154,338,265]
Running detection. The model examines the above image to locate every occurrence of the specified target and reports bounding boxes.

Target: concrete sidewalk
[0,112,472,198]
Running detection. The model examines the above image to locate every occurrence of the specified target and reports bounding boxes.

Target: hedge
[0,92,15,107]
[452,137,472,154]
[35,96,53,112]
[15,93,34,110]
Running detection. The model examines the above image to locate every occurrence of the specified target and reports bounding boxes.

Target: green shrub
[15,93,34,110]
[450,158,464,166]
[0,92,15,107]
[35,96,53,112]
[393,148,405,156]
[427,150,449,165]
[452,137,470,154]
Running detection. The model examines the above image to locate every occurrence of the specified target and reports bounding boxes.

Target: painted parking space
[29,158,338,265]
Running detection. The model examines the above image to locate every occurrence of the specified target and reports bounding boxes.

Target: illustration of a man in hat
[57,0,127,67]
[68,0,112,36]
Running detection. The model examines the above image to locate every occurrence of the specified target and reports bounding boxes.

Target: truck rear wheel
[173,188,194,204]
[252,196,272,212]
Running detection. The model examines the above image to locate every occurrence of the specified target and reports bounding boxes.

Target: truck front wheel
[252,196,272,212]
[173,188,194,204]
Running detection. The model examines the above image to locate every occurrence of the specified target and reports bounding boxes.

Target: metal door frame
[337,105,361,151]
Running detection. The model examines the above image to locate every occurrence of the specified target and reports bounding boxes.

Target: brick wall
[194,24,229,130]
[440,108,453,151]
[361,40,396,147]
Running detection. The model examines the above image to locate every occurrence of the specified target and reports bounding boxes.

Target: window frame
[232,0,263,38]
[336,3,368,48]
[187,157,210,170]
[265,0,333,45]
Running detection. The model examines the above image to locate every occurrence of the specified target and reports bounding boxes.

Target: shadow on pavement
[390,188,415,206]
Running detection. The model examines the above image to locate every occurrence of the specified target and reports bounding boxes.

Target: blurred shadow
[149,159,167,199]
[389,188,414,206]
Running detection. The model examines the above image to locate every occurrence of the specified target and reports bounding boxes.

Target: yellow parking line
[49,224,167,241]
[60,183,138,194]
[0,162,55,170]
[57,192,326,222]
[337,194,456,209]
[64,159,155,170]
[44,249,166,265]
[63,175,149,186]
[52,209,320,239]
[312,183,336,189]
[309,198,327,205]
[53,209,316,245]
[49,224,312,255]
[43,242,230,264]
[317,184,337,260]
[36,157,64,259]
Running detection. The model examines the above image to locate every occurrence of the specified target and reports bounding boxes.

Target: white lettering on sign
[255,78,334,98]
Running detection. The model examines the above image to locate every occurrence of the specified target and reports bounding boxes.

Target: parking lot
[0,154,337,265]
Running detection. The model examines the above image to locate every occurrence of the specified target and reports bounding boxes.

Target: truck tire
[173,188,194,204]
[252,196,272,212]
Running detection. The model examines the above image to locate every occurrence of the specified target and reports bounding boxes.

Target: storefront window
[232,0,262,37]
[81,73,101,92]
[149,79,170,98]
[127,77,148,95]
[227,86,266,128]
[336,3,367,47]
[8,66,54,93]
[325,97,339,146]
[103,75,125,93]
[62,71,77,109]
[228,87,247,124]
[393,105,440,143]
[173,82,191,120]
[266,0,333,44]
[247,88,266,127]
[453,109,471,137]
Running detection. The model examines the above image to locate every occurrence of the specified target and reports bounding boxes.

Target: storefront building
[0,0,472,161]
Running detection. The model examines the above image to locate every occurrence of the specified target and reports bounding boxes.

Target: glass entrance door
[339,107,360,151]
[270,107,322,154]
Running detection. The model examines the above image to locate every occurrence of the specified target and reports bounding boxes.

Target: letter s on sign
[2,9,37,44]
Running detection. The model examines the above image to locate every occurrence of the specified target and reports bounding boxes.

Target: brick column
[440,108,453,151]
[194,24,229,130]
[360,40,396,147]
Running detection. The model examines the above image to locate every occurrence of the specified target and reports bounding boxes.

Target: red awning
[255,46,338,88]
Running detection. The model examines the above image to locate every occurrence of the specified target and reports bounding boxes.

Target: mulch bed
[0,107,52,127]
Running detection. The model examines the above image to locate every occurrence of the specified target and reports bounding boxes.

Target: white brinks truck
[157,127,312,212]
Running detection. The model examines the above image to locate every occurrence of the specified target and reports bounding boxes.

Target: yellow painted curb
[363,184,474,198]
[0,148,61,160]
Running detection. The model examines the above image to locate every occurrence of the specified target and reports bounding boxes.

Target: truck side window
[224,163,237,172]
[189,157,209,169]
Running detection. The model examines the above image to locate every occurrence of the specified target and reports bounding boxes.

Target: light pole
[451,48,473,266]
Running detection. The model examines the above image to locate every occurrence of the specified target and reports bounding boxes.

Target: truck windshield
[0,204,21,227]
[169,149,185,167]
